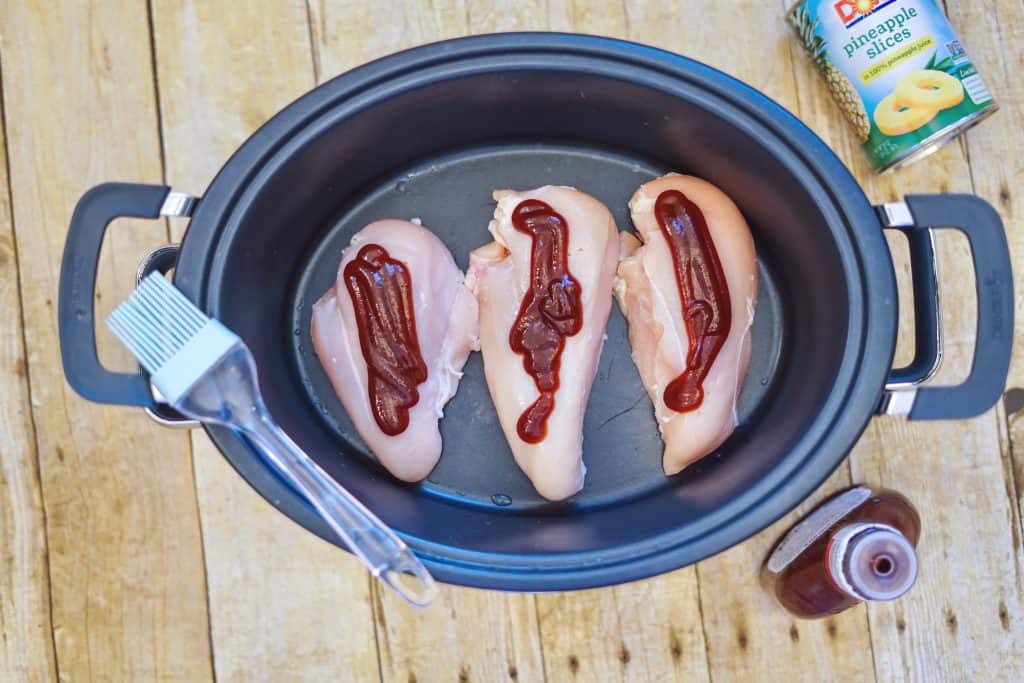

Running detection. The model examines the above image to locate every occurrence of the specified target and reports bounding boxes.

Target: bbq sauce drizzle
[509,199,583,443]
[343,244,428,436]
[654,189,731,412]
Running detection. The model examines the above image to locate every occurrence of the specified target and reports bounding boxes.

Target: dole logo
[833,0,880,25]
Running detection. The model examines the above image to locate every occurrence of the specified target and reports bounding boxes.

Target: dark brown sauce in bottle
[508,199,583,443]
[762,487,921,619]
[654,190,731,412]
[343,244,428,436]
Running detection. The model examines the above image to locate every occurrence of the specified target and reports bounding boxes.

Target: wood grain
[0,2,212,680]
[372,585,544,683]
[191,451,380,681]
[309,0,469,79]
[786,0,1024,679]
[548,0,629,34]
[848,79,1020,683]
[0,60,58,682]
[537,576,710,682]
[0,2,1020,681]
[149,1,381,680]
[945,0,1023,389]
[946,0,1024,570]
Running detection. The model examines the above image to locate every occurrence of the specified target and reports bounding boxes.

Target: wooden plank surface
[947,0,1024,574]
[0,58,58,683]
[149,1,381,680]
[0,1,1021,681]
[783,1,1024,678]
[0,2,212,680]
[310,0,469,78]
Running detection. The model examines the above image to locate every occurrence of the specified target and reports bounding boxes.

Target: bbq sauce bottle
[761,487,921,619]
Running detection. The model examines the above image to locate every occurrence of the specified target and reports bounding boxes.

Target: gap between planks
[0,45,60,682]
[145,2,218,680]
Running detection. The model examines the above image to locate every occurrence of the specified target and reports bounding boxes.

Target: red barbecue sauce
[654,190,731,412]
[508,199,583,443]
[343,244,428,436]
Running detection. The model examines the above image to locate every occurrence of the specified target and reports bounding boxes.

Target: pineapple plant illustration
[923,50,958,74]
[790,3,871,142]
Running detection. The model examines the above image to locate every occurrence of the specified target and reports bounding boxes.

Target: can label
[790,0,996,171]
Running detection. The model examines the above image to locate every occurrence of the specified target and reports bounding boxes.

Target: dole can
[788,0,998,172]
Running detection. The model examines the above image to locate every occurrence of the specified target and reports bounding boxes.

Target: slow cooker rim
[172,33,897,589]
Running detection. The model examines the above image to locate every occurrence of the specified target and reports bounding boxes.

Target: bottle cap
[827,523,918,602]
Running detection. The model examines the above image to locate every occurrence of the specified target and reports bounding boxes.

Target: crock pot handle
[884,226,941,387]
[879,195,1013,420]
[59,183,191,406]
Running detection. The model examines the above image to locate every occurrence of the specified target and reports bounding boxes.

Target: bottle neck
[826,523,918,602]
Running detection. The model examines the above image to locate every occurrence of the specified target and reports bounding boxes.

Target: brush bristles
[106,273,209,374]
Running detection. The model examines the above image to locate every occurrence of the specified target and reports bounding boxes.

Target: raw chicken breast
[467,187,618,501]
[311,219,479,482]
[615,174,757,475]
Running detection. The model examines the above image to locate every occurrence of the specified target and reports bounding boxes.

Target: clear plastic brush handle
[174,342,438,607]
